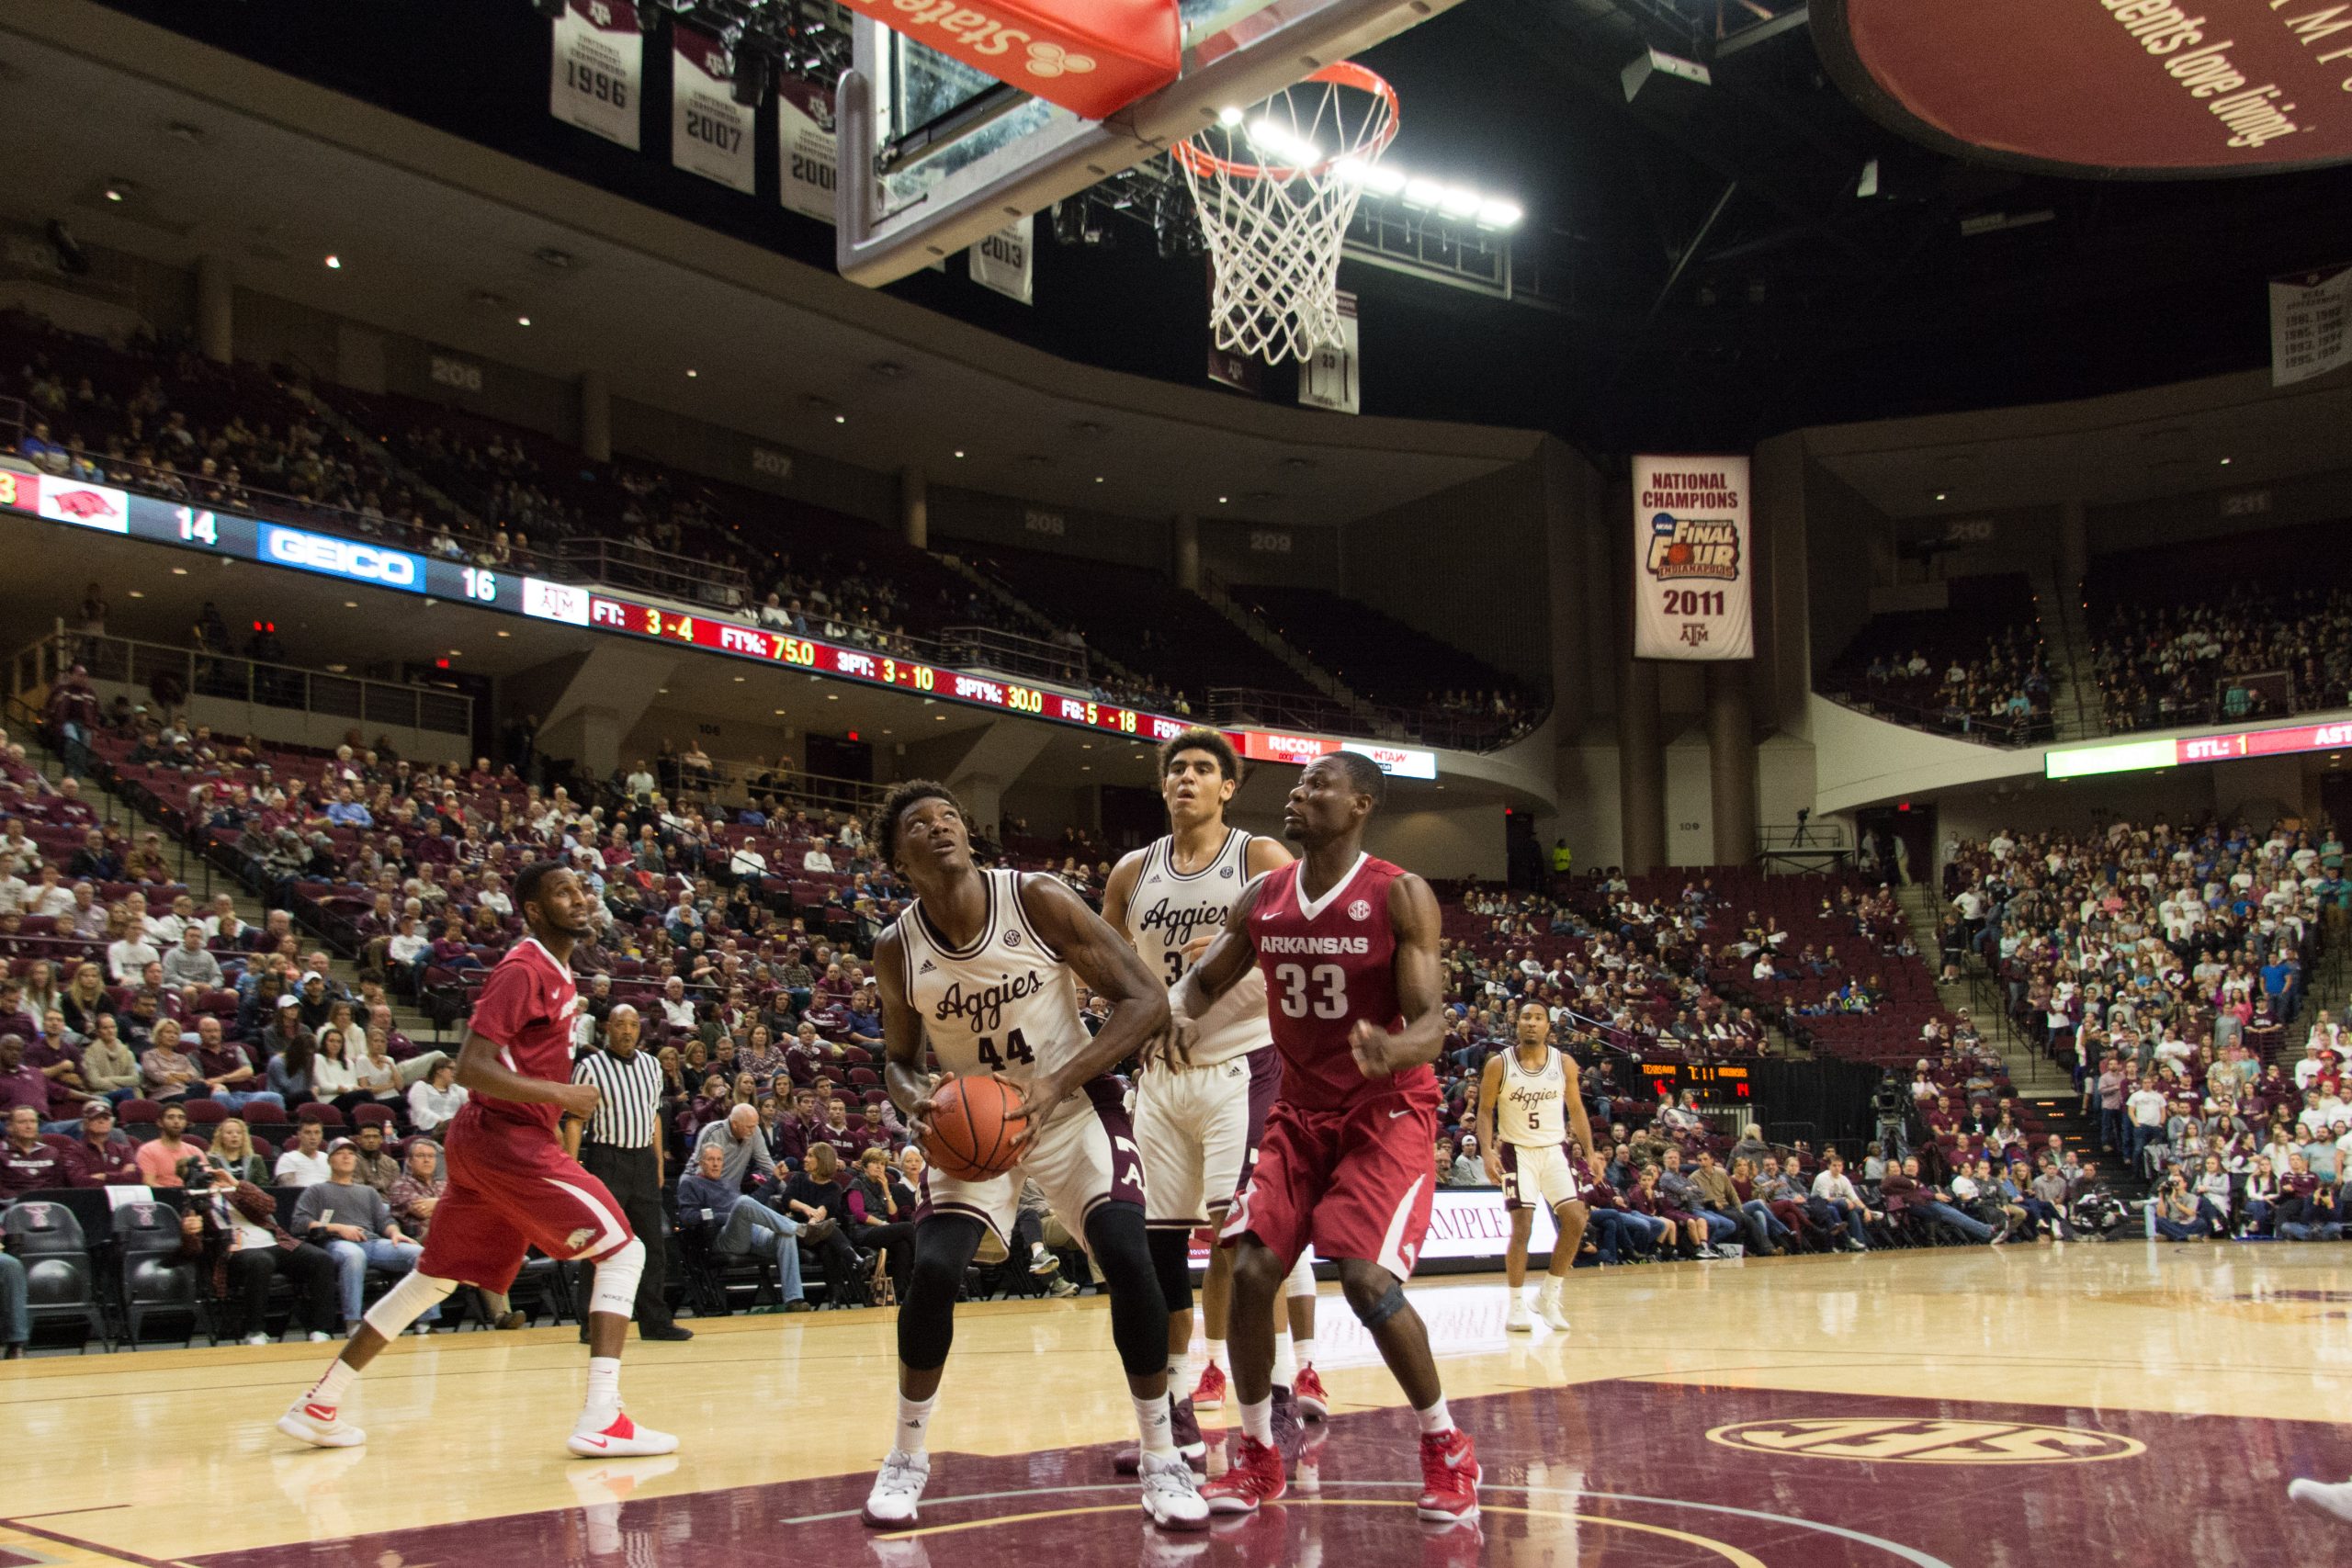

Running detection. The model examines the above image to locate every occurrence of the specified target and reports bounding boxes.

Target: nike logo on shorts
[1390,1109,1410,1119]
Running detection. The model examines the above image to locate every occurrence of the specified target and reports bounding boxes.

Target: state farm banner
[777,73,839,224]
[1634,454,1753,661]
[968,216,1035,304]
[2271,265,2352,387]
[550,0,643,152]
[832,0,1180,119]
[671,21,756,194]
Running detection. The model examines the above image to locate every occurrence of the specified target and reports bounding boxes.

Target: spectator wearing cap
[62,1100,141,1188]
[0,1104,68,1199]
[133,1101,208,1188]
[293,1137,437,1334]
[273,1120,331,1188]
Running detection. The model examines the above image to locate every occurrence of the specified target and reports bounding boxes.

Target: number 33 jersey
[1250,854,1437,1113]
[898,869,1092,1105]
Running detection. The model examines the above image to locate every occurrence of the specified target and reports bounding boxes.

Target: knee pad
[361,1269,458,1337]
[587,1235,645,1317]
[1283,1248,1317,1300]
[1353,1279,1409,1328]
[899,1215,984,1371]
[1148,1227,1194,1316]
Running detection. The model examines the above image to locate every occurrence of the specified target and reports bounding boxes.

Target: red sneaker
[1191,1360,1227,1410]
[1416,1428,1480,1522]
[1199,1434,1285,1515]
[1294,1364,1329,1421]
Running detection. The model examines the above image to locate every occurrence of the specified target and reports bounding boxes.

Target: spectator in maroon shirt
[22,1029,95,1125]
[63,1101,141,1188]
[0,1105,69,1198]
[0,1035,51,1122]
[817,1098,866,1164]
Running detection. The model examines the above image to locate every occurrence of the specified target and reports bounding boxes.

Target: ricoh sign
[258,525,426,593]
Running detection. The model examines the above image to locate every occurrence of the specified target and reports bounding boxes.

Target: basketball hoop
[1171,62,1398,366]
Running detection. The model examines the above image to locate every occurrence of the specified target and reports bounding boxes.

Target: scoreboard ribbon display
[2047,716,2352,780]
[0,471,1195,746]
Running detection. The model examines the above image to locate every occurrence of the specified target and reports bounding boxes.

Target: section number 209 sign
[1633,453,1752,661]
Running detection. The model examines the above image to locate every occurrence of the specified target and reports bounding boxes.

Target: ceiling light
[1401,179,1442,209]
[1475,198,1523,230]
[685,368,698,378]
[516,316,531,327]
[126,590,143,599]
[734,675,745,682]
[496,629,511,637]
[1081,743,1092,750]
[773,708,786,716]
[2220,457,2233,466]
[1094,476,1104,484]
[1081,765,1091,773]
[1217,496,1229,504]
[935,714,946,721]
[323,254,342,269]
[1439,186,1482,219]
[826,694,839,700]
[953,449,966,458]
[447,649,461,657]
[833,414,847,424]
[1933,491,1949,502]
[171,567,187,575]
[103,185,128,203]
[1218,106,1246,127]
[345,601,357,608]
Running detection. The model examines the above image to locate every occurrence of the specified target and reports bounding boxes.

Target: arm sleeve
[846,1189,869,1224]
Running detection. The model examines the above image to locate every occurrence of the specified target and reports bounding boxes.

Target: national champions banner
[1633,454,1753,660]
[968,216,1035,304]
[777,73,839,224]
[2271,265,2352,387]
[550,0,643,151]
[671,21,755,193]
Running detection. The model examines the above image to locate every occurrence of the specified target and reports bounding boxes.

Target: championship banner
[1298,290,1361,415]
[968,216,1035,304]
[2271,265,2352,387]
[671,21,756,194]
[777,73,839,224]
[550,0,643,152]
[1633,454,1752,660]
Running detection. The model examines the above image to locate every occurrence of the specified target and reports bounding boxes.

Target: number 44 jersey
[1250,854,1437,1112]
[898,869,1093,1107]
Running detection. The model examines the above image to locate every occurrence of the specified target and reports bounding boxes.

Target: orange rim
[1170,61,1399,182]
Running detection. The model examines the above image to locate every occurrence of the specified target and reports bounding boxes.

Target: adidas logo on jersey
[920,959,936,973]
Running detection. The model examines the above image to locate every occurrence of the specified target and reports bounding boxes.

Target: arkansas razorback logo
[49,489,120,520]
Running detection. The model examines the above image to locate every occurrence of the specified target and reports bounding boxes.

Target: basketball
[923,1075,1026,1182]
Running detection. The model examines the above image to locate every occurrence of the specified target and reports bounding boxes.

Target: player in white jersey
[861,781,1206,1535]
[1102,728,1324,1475]
[1475,1002,1595,1333]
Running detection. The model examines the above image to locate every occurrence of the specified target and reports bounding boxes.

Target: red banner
[839,0,1181,119]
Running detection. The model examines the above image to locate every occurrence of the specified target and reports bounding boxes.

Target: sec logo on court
[1706,1416,2144,1465]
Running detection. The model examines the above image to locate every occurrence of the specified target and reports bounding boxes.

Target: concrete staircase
[2028,565,2101,740]
[1195,571,1364,711]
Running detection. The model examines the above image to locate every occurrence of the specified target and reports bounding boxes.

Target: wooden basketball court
[5,1245,2346,1568]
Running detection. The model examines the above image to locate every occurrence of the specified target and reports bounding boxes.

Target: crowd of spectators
[1819,574,2053,745]
[1939,815,2352,1239]
[2092,587,2352,733]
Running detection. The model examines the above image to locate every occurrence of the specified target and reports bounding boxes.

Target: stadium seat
[3,1199,109,1350]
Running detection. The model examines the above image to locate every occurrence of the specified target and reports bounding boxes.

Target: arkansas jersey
[460,936,581,1136]
[1251,854,1438,1112]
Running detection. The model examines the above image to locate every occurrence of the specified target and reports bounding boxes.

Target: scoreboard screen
[1639,1061,1753,1100]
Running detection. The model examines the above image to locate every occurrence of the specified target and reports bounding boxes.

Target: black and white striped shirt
[571,1045,664,1151]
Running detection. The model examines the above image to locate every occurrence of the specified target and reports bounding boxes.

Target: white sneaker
[1504,1295,1533,1332]
[2290,1476,2352,1525]
[1537,1285,1571,1334]
[1138,1451,1211,1531]
[243,1333,271,1347]
[864,1448,931,1528]
[277,1397,367,1449]
[307,1330,334,1343]
[567,1408,680,1458]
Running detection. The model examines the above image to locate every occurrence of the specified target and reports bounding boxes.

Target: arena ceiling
[13,0,2352,487]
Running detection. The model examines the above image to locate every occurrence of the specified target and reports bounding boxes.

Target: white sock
[1132,1393,1178,1459]
[304,1358,358,1410]
[1416,1397,1454,1436]
[896,1392,939,1457]
[1238,1394,1273,1445]
[1204,1337,1227,1374]
[1538,1277,1559,1302]
[1168,1348,1194,1395]
[1295,1337,1316,1369]
[1271,1331,1297,1391]
[582,1356,621,1427]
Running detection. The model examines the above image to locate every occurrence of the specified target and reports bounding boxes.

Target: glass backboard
[836,0,1459,287]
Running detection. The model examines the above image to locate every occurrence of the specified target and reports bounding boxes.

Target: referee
[563,1003,692,1341]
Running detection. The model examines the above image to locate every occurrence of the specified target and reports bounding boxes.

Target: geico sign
[261,527,423,591]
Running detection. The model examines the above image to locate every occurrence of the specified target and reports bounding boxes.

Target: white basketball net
[1173,65,1397,367]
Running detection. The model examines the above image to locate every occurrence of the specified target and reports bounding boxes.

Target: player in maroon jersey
[275,863,677,1459]
[1172,752,1479,1525]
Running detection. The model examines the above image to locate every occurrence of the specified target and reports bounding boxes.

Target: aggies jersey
[898,869,1092,1105]
[1125,827,1271,1067]
[1251,854,1438,1113]
[1498,1047,1571,1148]
[463,936,582,1135]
